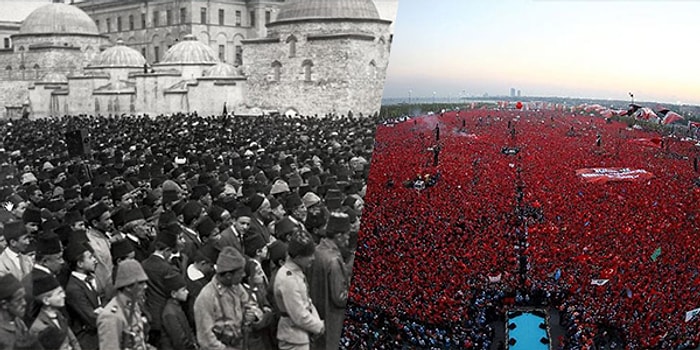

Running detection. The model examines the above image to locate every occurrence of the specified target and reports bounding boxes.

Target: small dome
[41,72,68,84]
[91,40,146,68]
[161,35,218,65]
[20,3,99,36]
[276,0,380,22]
[204,63,239,77]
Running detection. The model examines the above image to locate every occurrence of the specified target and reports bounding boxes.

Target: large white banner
[576,168,654,183]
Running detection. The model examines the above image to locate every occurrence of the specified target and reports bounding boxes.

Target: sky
[383,0,700,105]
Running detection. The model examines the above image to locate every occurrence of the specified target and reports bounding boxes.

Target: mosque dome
[161,35,218,65]
[276,0,381,22]
[90,40,146,68]
[41,72,68,84]
[19,3,99,36]
[204,63,240,77]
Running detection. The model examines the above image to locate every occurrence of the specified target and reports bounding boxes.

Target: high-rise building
[517,89,521,97]
[510,87,515,97]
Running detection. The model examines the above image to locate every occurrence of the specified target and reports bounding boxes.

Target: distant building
[510,87,515,97]
[517,89,521,97]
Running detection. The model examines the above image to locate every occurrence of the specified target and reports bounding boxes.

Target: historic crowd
[0,111,374,350]
[343,109,700,349]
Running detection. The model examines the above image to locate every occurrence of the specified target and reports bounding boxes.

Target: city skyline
[383,0,700,105]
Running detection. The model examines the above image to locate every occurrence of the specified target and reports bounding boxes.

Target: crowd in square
[0,111,374,350]
[343,109,700,349]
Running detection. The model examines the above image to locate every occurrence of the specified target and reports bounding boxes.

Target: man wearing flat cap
[0,220,33,281]
[97,259,152,350]
[194,246,262,350]
[274,232,324,350]
[308,212,351,350]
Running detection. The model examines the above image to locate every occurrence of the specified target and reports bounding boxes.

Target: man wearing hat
[273,232,324,350]
[29,274,81,350]
[0,220,33,281]
[141,224,181,347]
[274,193,308,242]
[194,246,261,350]
[217,205,252,255]
[0,274,41,349]
[65,240,103,350]
[247,194,274,244]
[22,231,65,324]
[308,212,351,350]
[160,271,196,350]
[97,259,151,350]
[83,201,115,301]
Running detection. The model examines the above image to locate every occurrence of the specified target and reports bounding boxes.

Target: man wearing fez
[30,274,81,350]
[122,207,155,262]
[64,240,103,350]
[180,200,205,261]
[194,246,262,350]
[309,212,351,350]
[97,259,152,350]
[0,220,33,281]
[160,271,197,350]
[247,194,274,243]
[274,232,324,350]
[22,231,65,324]
[0,274,41,349]
[84,201,115,300]
[141,224,181,347]
[218,205,253,254]
[275,193,308,242]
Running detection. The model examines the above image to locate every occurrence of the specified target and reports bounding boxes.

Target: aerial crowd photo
[1,0,700,349]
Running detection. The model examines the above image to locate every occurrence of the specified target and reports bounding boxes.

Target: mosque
[0,0,393,118]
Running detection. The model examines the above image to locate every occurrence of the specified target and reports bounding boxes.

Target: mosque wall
[0,36,105,81]
[243,20,391,117]
[0,80,31,115]
[188,78,246,116]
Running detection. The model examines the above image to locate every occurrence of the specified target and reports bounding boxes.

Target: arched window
[271,61,282,82]
[286,35,297,58]
[368,60,377,79]
[302,59,313,82]
[33,64,40,79]
[19,64,25,70]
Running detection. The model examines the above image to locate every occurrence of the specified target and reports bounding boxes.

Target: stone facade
[76,0,284,65]
[243,19,391,117]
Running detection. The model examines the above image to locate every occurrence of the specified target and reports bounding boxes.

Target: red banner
[576,168,654,183]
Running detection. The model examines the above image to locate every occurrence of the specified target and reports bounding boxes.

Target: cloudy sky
[383,0,700,105]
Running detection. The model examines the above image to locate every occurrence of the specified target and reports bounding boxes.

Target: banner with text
[576,168,654,183]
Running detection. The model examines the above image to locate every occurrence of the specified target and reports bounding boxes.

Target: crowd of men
[0,112,375,350]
